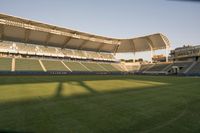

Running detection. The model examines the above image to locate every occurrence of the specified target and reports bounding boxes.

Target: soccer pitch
[0,75,200,133]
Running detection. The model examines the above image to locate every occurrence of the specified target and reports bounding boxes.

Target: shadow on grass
[0,130,31,133]
[0,85,168,133]
[55,82,63,97]
[0,75,199,133]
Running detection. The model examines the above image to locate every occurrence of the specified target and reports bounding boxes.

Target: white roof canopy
[0,13,170,53]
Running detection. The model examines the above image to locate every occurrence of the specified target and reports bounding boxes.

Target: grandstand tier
[0,41,116,61]
[1,56,200,75]
[0,56,125,73]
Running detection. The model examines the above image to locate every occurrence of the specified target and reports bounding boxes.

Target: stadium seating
[100,53,115,61]
[172,61,193,73]
[0,56,124,73]
[0,57,12,71]
[81,62,105,72]
[4,40,200,75]
[139,64,154,72]
[147,63,171,72]
[74,50,87,59]
[99,63,120,72]
[187,62,200,74]
[111,63,124,71]
[125,65,140,72]
[2,55,200,75]
[15,58,43,71]
[86,51,101,60]
[0,41,116,61]
[16,43,36,55]
[38,46,57,56]
[61,49,74,58]
[63,61,88,71]
[0,41,16,53]
[41,60,70,71]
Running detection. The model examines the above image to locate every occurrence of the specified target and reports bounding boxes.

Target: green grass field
[0,75,200,133]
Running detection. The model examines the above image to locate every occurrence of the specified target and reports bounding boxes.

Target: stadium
[0,3,200,133]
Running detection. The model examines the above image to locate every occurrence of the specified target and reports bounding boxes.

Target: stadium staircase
[162,63,173,72]
[39,60,47,72]
[184,61,197,74]
[187,61,200,74]
[63,61,89,72]
[12,58,15,72]
[41,60,70,71]
[172,61,193,73]
[61,61,72,72]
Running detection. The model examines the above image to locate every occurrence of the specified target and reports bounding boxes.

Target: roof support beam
[0,24,4,41]
[145,37,154,50]
[24,29,30,42]
[165,47,169,62]
[113,45,120,55]
[129,40,136,62]
[62,32,77,48]
[160,34,170,48]
[159,35,171,62]
[78,35,95,50]
[62,37,72,48]
[97,43,106,52]
[145,37,154,63]
[129,40,136,53]
[45,33,52,45]
[78,40,88,50]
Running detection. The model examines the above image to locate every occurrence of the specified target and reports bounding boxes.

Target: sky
[0,0,200,60]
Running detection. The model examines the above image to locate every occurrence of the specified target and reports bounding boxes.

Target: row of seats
[0,57,123,72]
[0,41,115,61]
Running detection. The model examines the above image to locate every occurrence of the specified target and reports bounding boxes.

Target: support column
[165,47,169,62]
[129,40,136,63]
[150,49,153,63]
[145,37,154,63]
[0,24,4,41]
[133,52,136,62]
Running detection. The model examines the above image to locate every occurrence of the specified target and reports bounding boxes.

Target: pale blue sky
[0,0,200,60]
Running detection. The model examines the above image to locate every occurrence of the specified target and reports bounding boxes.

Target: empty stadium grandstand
[0,13,171,75]
[1,13,200,76]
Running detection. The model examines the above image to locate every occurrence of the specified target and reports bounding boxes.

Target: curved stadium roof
[0,13,170,53]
